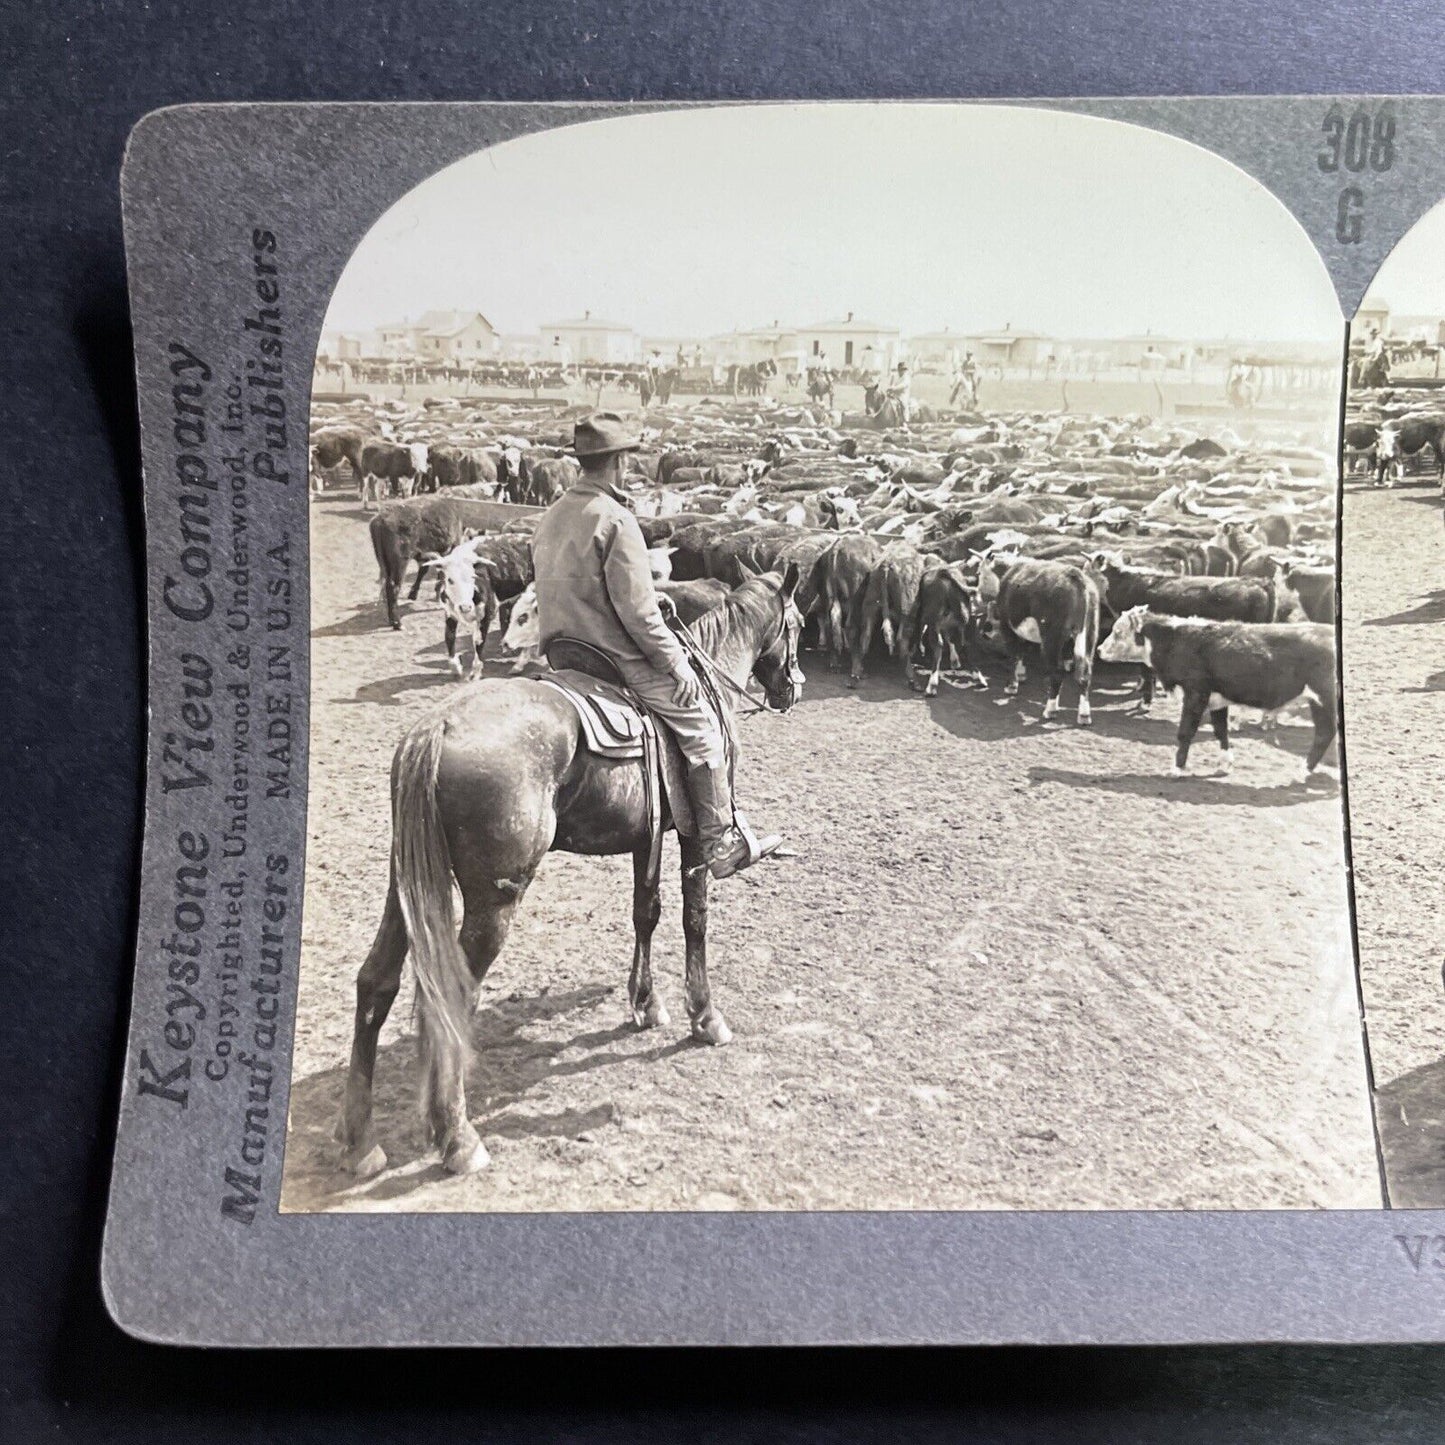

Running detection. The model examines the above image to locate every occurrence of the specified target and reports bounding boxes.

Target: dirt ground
[279,491,1382,1213]
[1342,472,1445,1207]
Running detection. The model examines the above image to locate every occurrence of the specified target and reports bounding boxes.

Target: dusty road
[1342,474,1445,1206]
[280,499,1381,1213]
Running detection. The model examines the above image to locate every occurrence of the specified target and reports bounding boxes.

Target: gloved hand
[672,659,702,708]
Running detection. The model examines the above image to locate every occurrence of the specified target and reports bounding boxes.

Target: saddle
[536,639,695,887]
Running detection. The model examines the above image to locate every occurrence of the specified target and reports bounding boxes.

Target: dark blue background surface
[8,1,1445,1437]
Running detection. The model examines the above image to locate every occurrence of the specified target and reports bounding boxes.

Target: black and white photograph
[1340,203,1445,1208]
[273,103,1386,1214]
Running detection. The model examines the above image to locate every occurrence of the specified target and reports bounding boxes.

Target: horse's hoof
[633,998,672,1030]
[443,1137,491,1175]
[339,1141,388,1179]
[692,1011,733,1046]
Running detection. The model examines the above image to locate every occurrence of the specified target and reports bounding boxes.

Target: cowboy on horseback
[531,412,784,879]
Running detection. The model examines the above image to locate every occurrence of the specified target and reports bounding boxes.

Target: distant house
[414,309,499,361]
[797,312,900,370]
[539,311,639,364]
[956,325,1052,368]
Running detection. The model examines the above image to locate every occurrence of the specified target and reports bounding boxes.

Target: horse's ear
[781,560,801,599]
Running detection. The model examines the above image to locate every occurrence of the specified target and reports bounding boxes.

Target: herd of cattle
[1343,385,1445,489]
[311,391,1343,782]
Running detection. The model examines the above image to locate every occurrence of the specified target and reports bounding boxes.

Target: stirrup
[707,814,784,880]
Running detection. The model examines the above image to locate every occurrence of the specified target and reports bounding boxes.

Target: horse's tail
[390,713,473,1119]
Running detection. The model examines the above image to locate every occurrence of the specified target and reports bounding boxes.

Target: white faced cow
[422,537,497,679]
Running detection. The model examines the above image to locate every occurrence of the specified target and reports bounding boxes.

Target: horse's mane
[688,574,781,662]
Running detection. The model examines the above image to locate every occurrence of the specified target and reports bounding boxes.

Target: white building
[797,312,900,370]
[539,311,639,364]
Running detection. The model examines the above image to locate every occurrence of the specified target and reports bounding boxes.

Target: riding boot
[686,762,783,880]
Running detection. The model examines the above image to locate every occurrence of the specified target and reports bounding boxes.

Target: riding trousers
[616,657,728,770]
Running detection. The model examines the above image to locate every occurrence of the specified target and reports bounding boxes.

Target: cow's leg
[1003,641,1027,697]
[628,846,669,1029]
[921,629,943,696]
[1209,707,1233,775]
[444,616,462,676]
[1137,667,1155,714]
[1041,632,1067,719]
[382,571,401,631]
[1171,691,1209,777]
[897,608,920,688]
[680,834,729,1045]
[334,878,406,1177]
[468,620,485,681]
[407,560,426,601]
[1304,692,1339,779]
[1074,641,1094,727]
[849,598,877,688]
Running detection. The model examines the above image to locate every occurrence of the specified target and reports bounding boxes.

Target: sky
[1364,196,1445,315]
[323,103,1344,345]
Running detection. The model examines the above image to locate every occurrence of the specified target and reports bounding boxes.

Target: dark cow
[663,517,756,581]
[359,440,427,510]
[980,558,1101,725]
[368,497,519,629]
[703,524,798,586]
[809,533,883,666]
[424,444,497,493]
[910,559,987,696]
[1376,416,1445,486]
[1094,555,1304,711]
[658,449,712,485]
[1342,421,1379,477]
[310,426,368,494]
[1282,563,1336,623]
[1098,608,1338,781]
[851,541,927,687]
[498,452,576,507]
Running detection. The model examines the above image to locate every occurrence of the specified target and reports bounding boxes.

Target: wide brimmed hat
[571,412,642,458]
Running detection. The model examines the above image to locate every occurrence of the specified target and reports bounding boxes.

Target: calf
[422,538,499,679]
[1098,607,1337,780]
[910,559,987,696]
[809,533,883,667]
[359,440,423,510]
[1342,421,1378,477]
[983,558,1102,724]
[1282,562,1336,623]
[851,541,927,687]
[1376,416,1445,486]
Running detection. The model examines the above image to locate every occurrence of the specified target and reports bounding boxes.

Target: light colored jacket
[531,475,690,675]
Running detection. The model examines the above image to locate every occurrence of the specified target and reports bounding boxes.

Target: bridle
[673,592,802,719]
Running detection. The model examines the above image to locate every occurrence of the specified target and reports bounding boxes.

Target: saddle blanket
[536,670,696,836]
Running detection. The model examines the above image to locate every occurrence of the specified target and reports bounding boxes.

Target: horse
[806,371,834,408]
[334,565,806,1178]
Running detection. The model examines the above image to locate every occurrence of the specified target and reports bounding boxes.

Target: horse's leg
[680,835,730,1045]
[335,878,407,1176]
[628,846,669,1029]
[420,882,525,1176]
